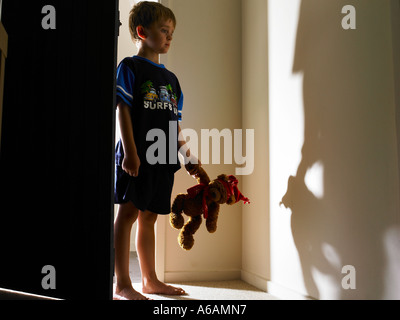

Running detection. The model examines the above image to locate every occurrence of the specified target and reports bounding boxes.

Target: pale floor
[113,252,279,300]
[0,252,278,300]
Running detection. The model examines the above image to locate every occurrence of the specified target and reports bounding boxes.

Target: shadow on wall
[280,0,400,299]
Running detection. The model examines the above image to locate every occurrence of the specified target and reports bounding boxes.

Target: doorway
[0,0,119,300]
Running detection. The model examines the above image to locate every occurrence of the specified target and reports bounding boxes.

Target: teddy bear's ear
[217,174,228,181]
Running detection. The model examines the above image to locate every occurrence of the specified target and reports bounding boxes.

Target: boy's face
[141,19,175,54]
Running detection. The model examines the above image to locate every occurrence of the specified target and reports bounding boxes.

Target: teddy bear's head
[208,174,237,205]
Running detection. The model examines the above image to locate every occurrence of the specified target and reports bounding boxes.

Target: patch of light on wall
[304,160,324,199]
[321,242,341,270]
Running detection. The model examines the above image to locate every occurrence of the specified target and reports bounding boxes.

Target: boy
[114,1,200,300]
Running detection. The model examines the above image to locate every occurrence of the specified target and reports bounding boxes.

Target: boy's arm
[117,101,140,177]
[178,124,202,173]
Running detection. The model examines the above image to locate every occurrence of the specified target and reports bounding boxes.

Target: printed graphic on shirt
[141,80,179,117]
[141,80,158,101]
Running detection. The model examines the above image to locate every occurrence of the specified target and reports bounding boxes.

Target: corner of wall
[240,0,270,289]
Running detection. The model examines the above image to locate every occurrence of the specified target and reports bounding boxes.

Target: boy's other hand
[185,159,201,176]
[122,153,141,177]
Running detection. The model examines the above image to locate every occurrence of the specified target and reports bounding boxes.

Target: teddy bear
[170,163,250,250]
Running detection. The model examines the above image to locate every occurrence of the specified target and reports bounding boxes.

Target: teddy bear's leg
[206,203,219,233]
[170,194,186,229]
[178,215,202,250]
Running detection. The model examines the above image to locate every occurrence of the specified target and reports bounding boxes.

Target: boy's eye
[161,29,173,36]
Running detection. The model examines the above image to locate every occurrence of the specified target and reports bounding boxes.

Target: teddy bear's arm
[179,215,202,250]
[205,202,219,233]
[170,194,186,229]
[194,167,210,185]
[185,163,210,185]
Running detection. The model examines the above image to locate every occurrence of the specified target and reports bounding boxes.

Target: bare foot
[142,279,186,296]
[114,285,150,300]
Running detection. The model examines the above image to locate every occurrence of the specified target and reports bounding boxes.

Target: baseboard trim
[240,269,269,292]
[240,269,313,300]
[164,269,241,283]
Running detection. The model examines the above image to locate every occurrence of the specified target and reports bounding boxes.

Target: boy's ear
[136,26,147,40]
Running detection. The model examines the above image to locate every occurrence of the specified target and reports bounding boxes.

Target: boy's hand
[122,152,141,177]
[185,158,202,176]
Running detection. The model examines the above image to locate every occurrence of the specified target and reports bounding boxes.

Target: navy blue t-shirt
[115,56,183,172]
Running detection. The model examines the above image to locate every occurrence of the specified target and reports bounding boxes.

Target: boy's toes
[143,280,187,296]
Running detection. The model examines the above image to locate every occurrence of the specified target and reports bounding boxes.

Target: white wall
[161,0,243,282]
[117,0,138,64]
[268,0,400,299]
[241,0,270,291]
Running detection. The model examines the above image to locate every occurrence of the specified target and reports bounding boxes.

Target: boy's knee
[117,202,139,222]
[139,210,158,225]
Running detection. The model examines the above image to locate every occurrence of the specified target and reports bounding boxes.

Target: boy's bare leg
[114,202,149,300]
[137,210,186,295]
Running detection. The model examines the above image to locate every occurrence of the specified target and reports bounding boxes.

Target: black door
[0,0,118,300]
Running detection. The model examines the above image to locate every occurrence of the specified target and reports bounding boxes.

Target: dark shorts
[114,164,175,215]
